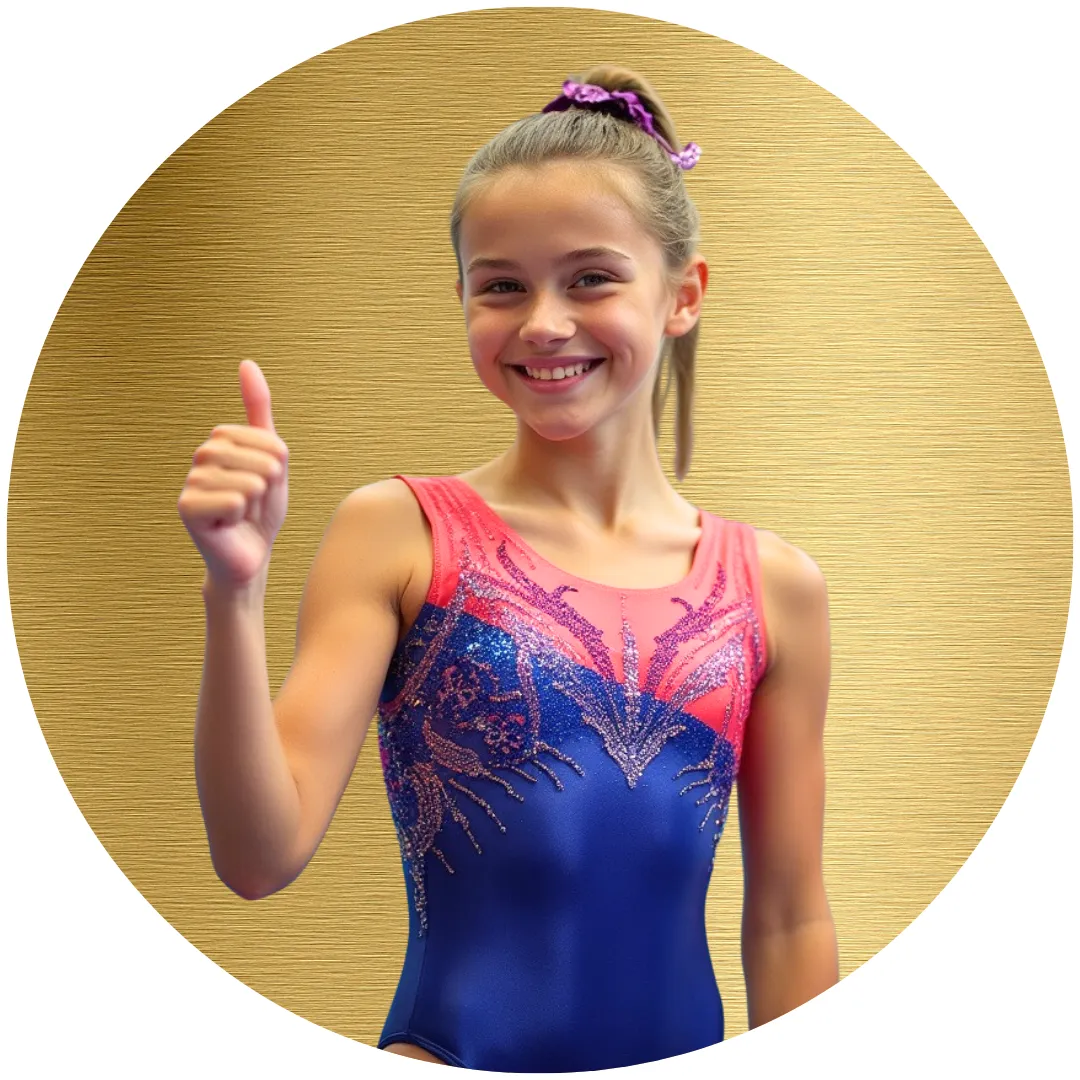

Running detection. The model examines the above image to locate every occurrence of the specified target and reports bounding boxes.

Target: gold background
[8,6,1068,1049]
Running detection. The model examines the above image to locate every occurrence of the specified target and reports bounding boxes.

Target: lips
[514,356,602,367]
[509,357,605,375]
[509,357,605,391]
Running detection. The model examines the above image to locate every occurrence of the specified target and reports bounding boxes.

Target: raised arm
[194,479,414,900]
[737,530,838,1028]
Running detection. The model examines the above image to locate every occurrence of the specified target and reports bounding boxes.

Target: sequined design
[474,542,754,797]
[375,473,769,1072]
[378,579,586,934]
[674,702,740,860]
[377,476,766,935]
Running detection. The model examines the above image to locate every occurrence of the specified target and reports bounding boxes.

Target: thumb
[239,360,276,433]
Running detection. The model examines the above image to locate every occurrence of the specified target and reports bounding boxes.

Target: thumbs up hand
[178,361,291,591]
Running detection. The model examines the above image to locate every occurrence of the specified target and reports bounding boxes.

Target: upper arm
[738,530,832,935]
[272,478,419,886]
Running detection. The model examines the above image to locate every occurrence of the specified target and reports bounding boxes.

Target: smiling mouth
[510,358,605,381]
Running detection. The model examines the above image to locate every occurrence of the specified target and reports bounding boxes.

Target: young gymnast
[179,64,838,1071]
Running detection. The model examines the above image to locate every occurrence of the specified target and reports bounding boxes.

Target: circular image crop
[8,4,1069,1060]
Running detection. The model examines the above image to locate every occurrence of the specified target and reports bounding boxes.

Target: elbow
[221,872,288,902]
[212,857,291,902]
[205,826,308,901]
[225,877,274,902]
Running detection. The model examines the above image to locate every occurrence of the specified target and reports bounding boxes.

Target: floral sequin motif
[673,698,740,867]
[472,539,757,790]
[379,584,585,934]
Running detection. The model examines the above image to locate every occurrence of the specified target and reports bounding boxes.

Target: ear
[663,254,708,338]
[455,279,463,304]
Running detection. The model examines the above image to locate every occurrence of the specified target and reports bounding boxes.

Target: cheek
[467,330,514,402]
[465,309,505,355]
[595,310,659,369]
[595,299,653,342]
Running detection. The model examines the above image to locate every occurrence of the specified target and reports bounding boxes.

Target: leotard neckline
[447,474,712,595]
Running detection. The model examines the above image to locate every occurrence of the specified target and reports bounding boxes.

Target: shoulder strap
[738,520,770,684]
[391,474,464,608]
[703,513,769,686]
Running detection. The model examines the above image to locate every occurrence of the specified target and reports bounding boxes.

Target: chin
[521,416,600,443]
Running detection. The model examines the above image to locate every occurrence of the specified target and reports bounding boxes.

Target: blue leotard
[376,475,768,1071]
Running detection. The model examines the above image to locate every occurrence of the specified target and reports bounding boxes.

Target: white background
[2,2,1077,1077]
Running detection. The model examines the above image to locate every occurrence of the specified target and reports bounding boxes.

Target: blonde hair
[449,64,703,481]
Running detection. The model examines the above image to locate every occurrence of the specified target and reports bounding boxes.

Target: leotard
[376,474,768,1071]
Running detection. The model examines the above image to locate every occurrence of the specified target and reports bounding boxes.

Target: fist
[178,360,290,590]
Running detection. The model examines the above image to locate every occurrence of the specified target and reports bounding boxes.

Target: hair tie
[541,79,701,170]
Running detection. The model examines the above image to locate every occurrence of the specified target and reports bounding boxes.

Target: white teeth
[523,360,594,381]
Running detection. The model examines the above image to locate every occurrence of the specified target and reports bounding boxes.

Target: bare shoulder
[316,477,428,615]
[337,475,422,518]
[752,527,829,677]
[752,527,827,597]
[335,476,426,538]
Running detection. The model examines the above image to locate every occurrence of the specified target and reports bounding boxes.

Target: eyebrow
[465,246,633,275]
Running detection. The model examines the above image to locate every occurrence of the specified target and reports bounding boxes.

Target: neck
[490,404,686,533]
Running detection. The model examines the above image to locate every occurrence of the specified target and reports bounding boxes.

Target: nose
[518,288,574,347]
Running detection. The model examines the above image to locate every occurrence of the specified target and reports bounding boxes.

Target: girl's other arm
[737,532,838,1028]
[195,479,413,900]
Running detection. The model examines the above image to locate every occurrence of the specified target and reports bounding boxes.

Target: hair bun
[572,64,680,147]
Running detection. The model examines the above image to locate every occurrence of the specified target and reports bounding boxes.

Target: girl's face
[455,160,704,444]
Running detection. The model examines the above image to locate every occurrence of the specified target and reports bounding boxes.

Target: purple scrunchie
[541,79,701,170]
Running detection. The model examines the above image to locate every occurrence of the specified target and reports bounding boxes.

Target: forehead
[460,161,653,265]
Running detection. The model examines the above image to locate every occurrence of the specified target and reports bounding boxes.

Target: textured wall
[8,6,1068,1050]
